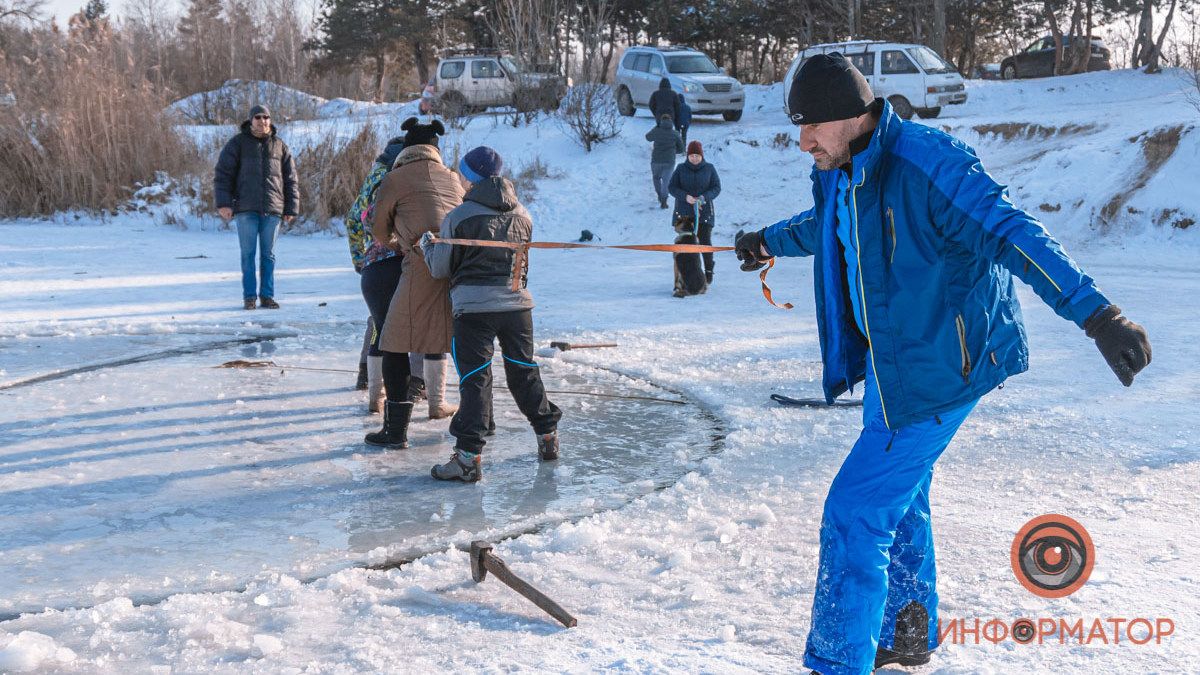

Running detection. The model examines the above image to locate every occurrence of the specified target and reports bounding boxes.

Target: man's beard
[811,146,851,171]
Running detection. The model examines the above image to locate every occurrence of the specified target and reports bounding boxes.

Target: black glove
[1084,305,1151,387]
[734,229,771,272]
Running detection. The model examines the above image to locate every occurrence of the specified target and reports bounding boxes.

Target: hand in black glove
[1084,305,1151,387]
[734,229,771,272]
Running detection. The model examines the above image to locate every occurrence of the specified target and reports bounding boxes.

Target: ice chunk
[0,632,78,672]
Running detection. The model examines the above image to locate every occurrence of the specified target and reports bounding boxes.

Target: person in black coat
[668,140,721,283]
[676,92,692,144]
[214,104,299,309]
[649,77,680,123]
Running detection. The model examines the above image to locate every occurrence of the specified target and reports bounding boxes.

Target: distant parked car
[971,63,1002,80]
[430,49,568,114]
[614,46,745,122]
[1000,36,1111,79]
[784,40,966,120]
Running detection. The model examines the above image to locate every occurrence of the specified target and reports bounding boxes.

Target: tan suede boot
[425,357,458,419]
[367,356,386,414]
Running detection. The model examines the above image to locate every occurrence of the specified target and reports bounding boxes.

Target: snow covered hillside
[0,69,1197,672]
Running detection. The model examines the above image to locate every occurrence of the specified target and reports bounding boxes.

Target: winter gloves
[1084,305,1151,387]
[734,229,771,271]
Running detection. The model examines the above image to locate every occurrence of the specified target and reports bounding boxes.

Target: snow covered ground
[0,69,1197,672]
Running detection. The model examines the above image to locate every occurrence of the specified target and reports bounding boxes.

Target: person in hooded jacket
[734,53,1151,675]
[214,104,299,310]
[645,114,684,209]
[422,146,562,483]
[676,91,692,145]
[649,77,680,123]
[668,140,721,284]
[364,118,465,449]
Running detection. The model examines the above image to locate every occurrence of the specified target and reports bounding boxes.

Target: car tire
[722,109,743,122]
[888,95,915,120]
[1002,64,1017,80]
[915,106,941,119]
[616,87,635,117]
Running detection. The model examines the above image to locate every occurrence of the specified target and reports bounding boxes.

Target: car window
[906,46,956,74]
[440,61,465,79]
[621,52,638,70]
[666,54,721,74]
[1023,40,1042,53]
[649,56,665,75]
[881,50,919,75]
[633,54,652,72]
[845,52,876,76]
[471,59,504,78]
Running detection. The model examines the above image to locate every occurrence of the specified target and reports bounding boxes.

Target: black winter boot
[875,601,933,669]
[364,400,413,448]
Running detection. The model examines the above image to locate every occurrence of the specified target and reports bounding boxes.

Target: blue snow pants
[803,367,979,675]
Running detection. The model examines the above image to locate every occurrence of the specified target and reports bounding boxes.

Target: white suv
[614,46,745,122]
[431,49,567,114]
[783,41,966,120]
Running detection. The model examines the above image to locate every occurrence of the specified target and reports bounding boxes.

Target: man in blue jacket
[734,54,1150,675]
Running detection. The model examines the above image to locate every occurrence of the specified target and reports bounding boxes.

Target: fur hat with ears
[400,117,446,148]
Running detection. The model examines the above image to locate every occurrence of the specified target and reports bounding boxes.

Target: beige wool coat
[372,144,465,354]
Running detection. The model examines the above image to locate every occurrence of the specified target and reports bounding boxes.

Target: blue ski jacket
[763,100,1109,429]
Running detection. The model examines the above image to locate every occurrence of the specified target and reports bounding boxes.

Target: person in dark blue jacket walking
[676,92,692,144]
[735,54,1151,675]
[669,140,721,283]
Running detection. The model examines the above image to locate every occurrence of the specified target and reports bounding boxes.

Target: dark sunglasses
[253,115,271,120]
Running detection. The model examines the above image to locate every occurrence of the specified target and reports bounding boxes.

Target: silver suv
[614,46,745,122]
[431,49,568,114]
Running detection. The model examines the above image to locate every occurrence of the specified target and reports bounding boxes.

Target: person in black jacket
[668,140,721,284]
[649,77,680,123]
[214,104,299,310]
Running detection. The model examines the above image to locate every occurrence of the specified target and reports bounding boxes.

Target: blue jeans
[803,366,979,675]
[235,212,281,300]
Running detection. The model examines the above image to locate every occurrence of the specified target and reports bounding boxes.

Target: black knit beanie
[787,52,874,125]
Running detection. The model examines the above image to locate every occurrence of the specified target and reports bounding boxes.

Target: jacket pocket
[954,313,972,383]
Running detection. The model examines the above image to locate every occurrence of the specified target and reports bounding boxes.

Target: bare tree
[555,82,622,151]
[0,0,43,23]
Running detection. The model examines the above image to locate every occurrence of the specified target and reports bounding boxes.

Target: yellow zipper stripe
[1012,243,1062,293]
[851,168,890,429]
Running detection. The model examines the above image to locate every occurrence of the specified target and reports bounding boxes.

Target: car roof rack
[441,47,507,58]
[629,45,700,53]
[805,39,887,51]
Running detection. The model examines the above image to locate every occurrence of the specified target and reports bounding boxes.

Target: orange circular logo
[1011,514,1095,598]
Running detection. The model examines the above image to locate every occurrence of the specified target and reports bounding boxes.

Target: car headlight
[730,80,743,90]
[682,82,701,94]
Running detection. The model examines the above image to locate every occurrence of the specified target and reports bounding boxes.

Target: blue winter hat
[459,146,504,183]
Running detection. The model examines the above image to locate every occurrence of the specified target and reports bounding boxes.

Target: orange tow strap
[424,237,794,310]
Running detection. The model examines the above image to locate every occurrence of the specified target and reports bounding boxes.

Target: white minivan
[783,40,966,120]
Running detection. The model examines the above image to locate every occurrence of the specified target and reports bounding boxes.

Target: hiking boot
[243,298,257,310]
[364,400,413,448]
[259,296,280,309]
[431,449,481,482]
[874,647,931,669]
[537,431,559,461]
[356,361,369,391]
